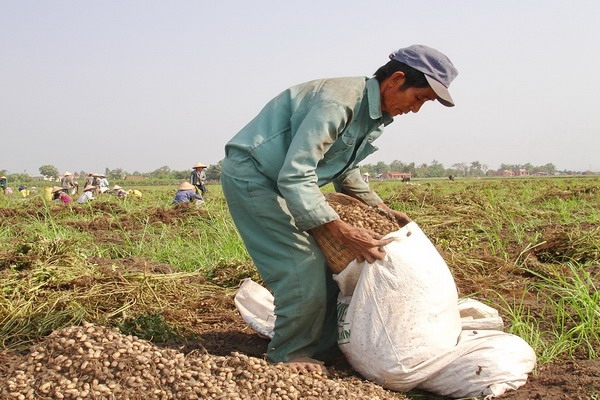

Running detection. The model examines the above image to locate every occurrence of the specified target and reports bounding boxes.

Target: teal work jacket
[222,76,394,231]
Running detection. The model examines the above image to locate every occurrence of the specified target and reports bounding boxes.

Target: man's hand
[323,219,393,264]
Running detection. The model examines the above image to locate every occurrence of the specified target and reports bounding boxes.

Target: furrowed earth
[0,200,598,399]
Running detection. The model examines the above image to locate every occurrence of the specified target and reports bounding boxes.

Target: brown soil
[42,257,599,399]
[1,202,599,399]
[170,263,600,400]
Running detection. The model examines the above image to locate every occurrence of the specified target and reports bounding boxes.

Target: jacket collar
[366,77,393,126]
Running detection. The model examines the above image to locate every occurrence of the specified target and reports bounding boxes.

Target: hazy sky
[2,1,599,176]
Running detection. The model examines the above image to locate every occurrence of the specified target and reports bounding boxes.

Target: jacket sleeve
[276,101,350,231]
[332,168,383,206]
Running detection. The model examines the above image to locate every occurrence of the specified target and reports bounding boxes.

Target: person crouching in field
[52,186,72,203]
[18,186,30,198]
[172,182,204,207]
[112,185,127,198]
[77,185,96,204]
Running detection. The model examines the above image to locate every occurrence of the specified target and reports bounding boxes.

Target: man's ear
[389,71,406,88]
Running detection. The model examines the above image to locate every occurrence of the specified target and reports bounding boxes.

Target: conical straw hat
[178,182,195,191]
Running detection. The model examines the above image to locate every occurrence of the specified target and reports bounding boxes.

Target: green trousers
[221,175,340,363]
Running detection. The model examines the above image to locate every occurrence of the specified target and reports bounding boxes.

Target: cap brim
[425,75,455,107]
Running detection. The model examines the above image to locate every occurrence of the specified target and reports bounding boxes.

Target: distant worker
[52,186,72,203]
[77,185,96,204]
[190,162,208,196]
[172,182,203,206]
[0,176,7,193]
[18,185,30,198]
[60,172,78,195]
[97,174,110,193]
[88,173,102,194]
[84,173,95,189]
[112,185,127,198]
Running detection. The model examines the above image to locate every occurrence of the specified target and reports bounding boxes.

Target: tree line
[2,160,592,185]
[359,160,564,179]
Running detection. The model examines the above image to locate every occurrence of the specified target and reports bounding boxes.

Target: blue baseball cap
[390,44,458,107]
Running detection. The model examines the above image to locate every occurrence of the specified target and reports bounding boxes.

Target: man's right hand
[323,219,393,264]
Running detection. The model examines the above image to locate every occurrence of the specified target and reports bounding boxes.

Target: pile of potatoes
[1,322,397,400]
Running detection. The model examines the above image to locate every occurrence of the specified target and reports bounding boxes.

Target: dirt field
[1,200,599,399]
[165,263,600,400]
[169,269,600,399]
[4,256,598,399]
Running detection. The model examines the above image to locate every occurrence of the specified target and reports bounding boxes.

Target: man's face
[380,72,437,116]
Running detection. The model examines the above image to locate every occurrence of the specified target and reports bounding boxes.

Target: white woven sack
[458,298,504,331]
[417,329,537,398]
[337,221,462,391]
[336,267,505,331]
[234,278,275,339]
[333,260,364,296]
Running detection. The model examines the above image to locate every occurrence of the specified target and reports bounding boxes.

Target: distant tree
[171,170,188,180]
[389,160,405,172]
[428,160,445,177]
[470,161,483,177]
[206,161,222,181]
[543,163,556,175]
[446,166,461,177]
[149,165,171,179]
[39,165,59,179]
[415,163,428,178]
[452,162,468,177]
[374,161,390,175]
[106,168,127,180]
[8,173,30,182]
[499,163,515,174]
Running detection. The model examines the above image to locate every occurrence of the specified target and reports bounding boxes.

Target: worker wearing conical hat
[172,181,203,205]
[77,185,96,204]
[51,186,72,203]
[60,171,78,195]
[112,185,127,198]
[190,162,208,196]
